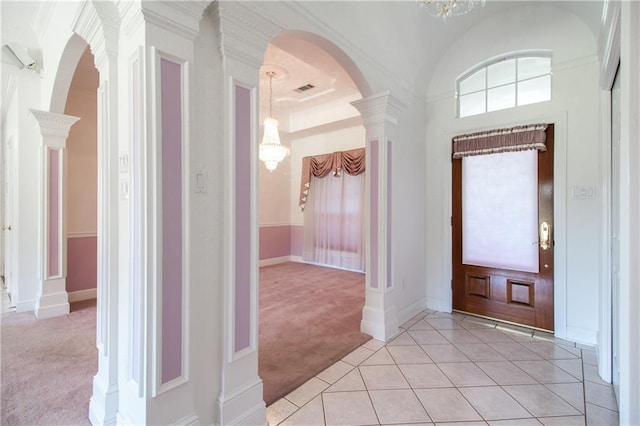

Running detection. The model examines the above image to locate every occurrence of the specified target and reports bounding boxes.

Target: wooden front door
[452,125,554,331]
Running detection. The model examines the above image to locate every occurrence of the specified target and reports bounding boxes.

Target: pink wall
[49,149,60,277]
[234,84,252,353]
[387,140,392,288]
[258,225,304,260]
[67,236,97,292]
[160,58,183,384]
[259,226,290,259]
[369,140,379,289]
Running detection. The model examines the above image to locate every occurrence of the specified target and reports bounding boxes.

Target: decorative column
[68,1,123,424]
[30,110,80,319]
[216,3,280,425]
[114,2,207,425]
[352,91,405,341]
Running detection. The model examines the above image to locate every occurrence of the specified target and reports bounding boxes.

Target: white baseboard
[35,302,70,319]
[566,326,598,346]
[217,379,266,426]
[361,305,399,342]
[175,413,200,425]
[258,255,306,267]
[259,256,291,267]
[89,373,118,426]
[15,299,36,313]
[69,288,97,303]
[426,297,451,313]
[397,297,427,326]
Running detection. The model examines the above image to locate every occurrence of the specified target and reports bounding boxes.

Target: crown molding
[141,1,208,42]
[215,1,282,70]
[119,0,145,38]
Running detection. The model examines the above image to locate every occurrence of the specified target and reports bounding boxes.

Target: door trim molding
[598,88,613,383]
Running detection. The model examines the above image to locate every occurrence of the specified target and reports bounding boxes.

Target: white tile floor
[267,310,619,426]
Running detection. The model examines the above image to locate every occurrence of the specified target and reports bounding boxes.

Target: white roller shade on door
[462,150,539,273]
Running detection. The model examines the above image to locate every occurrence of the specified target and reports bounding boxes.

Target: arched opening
[257,31,373,406]
[64,45,99,310]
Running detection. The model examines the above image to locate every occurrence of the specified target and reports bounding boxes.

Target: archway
[257,32,370,405]
[44,2,121,421]
[64,46,99,307]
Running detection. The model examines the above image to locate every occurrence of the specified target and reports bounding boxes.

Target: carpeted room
[259,261,370,405]
[0,262,369,424]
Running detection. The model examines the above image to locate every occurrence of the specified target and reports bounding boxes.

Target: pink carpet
[259,262,371,406]
[1,300,96,425]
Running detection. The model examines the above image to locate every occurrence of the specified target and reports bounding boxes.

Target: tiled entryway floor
[267,310,619,426]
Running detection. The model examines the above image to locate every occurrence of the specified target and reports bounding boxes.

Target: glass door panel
[462,150,539,273]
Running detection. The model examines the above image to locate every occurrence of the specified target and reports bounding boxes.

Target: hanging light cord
[267,71,275,118]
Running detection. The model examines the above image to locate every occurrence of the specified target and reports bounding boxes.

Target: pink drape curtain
[452,123,548,159]
[301,148,366,272]
[299,147,365,211]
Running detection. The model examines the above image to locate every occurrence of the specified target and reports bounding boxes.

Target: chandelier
[259,71,290,172]
[419,0,486,19]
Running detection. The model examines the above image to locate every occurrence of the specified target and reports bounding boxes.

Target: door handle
[1,225,11,231]
[539,221,551,250]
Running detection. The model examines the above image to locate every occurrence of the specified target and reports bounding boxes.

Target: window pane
[518,75,551,106]
[462,150,539,273]
[518,56,551,80]
[488,59,516,88]
[487,84,515,112]
[459,91,486,117]
[459,68,486,95]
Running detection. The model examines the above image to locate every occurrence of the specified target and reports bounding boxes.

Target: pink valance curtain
[299,147,365,210]
[452,123,548,159]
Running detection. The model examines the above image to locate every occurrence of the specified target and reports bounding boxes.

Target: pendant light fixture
[259,71,290,172]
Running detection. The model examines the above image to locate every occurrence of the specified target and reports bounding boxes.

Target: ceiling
[2,0,605,133]
[260,38,362,134]
[258,0,604,133]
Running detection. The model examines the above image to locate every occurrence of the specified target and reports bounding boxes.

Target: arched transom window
[457,53,552,118]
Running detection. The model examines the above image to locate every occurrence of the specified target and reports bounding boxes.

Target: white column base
[35,277,69,319]
[361,304,399,342]
[174,413,200,425]
[15,298,37,313]
[89,373,118,426]
[217,379,266,426]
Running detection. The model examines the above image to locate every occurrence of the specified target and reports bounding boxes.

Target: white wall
[388,94,429,324]
[424,5,602,344]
